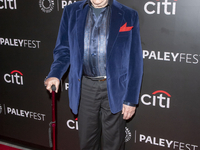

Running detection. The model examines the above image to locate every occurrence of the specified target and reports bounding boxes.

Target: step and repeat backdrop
[0,0,200,149]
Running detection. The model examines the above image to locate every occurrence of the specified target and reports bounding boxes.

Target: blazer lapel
[76,3,89,61]
[107,1,124,61]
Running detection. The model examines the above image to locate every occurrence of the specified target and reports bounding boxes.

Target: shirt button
[91,53,96,56]
[78,79,80,81]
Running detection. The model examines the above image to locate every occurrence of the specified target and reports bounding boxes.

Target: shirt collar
[83,0,113,8]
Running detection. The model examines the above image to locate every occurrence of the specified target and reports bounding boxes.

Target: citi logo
[141,90,171,108]
[4,70,23,85]
[0,0,17,10]
[144,0,177,15]
[66,118,78,130]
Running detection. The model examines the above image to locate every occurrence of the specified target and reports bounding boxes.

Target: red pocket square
[119,22,133,32]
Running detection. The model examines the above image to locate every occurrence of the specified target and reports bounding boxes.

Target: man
[45,0,143,149]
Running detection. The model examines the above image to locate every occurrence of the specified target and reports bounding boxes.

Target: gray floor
[0,141,32,150]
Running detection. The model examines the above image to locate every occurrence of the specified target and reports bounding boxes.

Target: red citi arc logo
[4,70,23,85]
[141,90,171,108]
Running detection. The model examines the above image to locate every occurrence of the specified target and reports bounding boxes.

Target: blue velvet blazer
[47,0,143,114]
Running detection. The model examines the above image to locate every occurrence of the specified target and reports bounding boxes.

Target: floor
[0,141,32,150]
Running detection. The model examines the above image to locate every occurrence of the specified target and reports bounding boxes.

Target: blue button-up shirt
[83,3,110,77]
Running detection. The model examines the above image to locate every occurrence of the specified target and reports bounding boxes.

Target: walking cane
[49,85,56,150]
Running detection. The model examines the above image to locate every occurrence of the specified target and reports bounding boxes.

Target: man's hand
[122,104,136,120]
[44,77,60,93]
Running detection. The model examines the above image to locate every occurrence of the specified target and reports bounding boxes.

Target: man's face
[90,0,108,8]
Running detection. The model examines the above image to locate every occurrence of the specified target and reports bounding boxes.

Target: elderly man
[45,0,143,149]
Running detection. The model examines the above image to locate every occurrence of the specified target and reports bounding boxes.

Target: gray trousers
[78,76,126,150]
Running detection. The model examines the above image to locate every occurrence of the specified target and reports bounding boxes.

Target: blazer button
[78,79,80,81]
